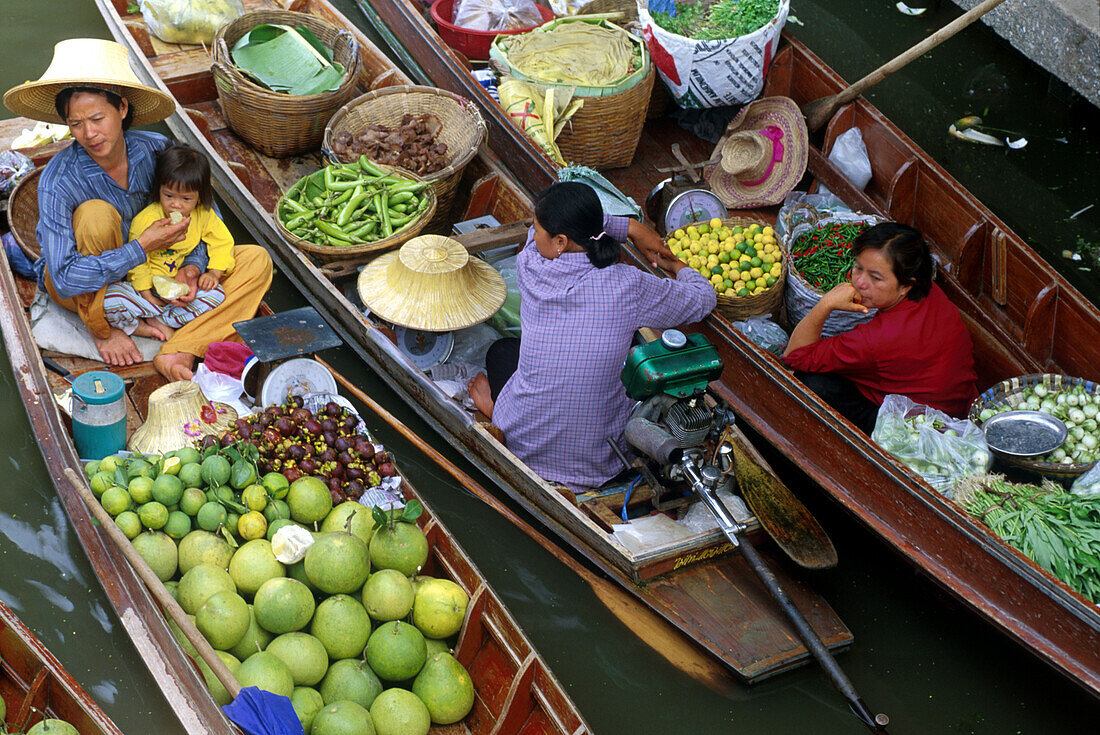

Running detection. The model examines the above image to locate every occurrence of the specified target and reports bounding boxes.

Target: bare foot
[468,373,494,419]
[93,327,143,366]
[154,351,195,381]
[133,317,174,341]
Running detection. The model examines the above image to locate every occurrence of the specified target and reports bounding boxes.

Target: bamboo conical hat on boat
[4,39,175,126]
[358,235,507,331]
[129,381,237,455]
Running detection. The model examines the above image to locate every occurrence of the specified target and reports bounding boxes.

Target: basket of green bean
[275,156,437,263]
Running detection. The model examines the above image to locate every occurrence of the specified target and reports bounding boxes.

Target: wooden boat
[50,0,860,687]
[0,599,123,735]
[351,0,1100,698]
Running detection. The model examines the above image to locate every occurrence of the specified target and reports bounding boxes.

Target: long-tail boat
[349,0,1100,698]
[0,599,123,735]
[57,0,860,687]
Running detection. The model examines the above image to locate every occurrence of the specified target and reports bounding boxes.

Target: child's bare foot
[468,372,494,419]
[134,317,174,341]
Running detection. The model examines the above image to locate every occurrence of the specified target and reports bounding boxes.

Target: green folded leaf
[230,24,343,96]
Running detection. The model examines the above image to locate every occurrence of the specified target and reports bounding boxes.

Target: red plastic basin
[430,0,555,63]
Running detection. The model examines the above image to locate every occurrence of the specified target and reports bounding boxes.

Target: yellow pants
[45,200,273,358]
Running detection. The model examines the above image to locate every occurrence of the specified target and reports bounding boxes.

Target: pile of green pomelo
[85,446,475,735]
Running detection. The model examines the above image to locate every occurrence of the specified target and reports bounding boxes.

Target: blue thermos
[71,371,126,460]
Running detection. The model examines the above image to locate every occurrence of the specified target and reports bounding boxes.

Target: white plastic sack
[731,315,788,355]
[453,0,543,31]
[871,395,992,497]
[637,0,788,109]
[29,291,161,363]
[141,0,245,45]
[1071,462,1100,497]
[191,363,250,416]
[818,127,872,198]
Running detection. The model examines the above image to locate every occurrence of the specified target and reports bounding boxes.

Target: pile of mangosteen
[207,396,397,503]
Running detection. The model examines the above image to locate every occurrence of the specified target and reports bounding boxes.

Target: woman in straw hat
[782,223,976,433]
[3,38,272,380]
[469,182,716,493]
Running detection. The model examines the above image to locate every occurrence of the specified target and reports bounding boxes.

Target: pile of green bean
[278,156,431,247]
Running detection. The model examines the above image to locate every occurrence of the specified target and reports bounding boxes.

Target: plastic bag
[1071,462,1100,497]
[0,151,33,198]
[731,316,788,355]
[452,0,542,32]
[818,127,872,199]
[871,395,992,497]
[191,363,250,416]
[141,0,245,45]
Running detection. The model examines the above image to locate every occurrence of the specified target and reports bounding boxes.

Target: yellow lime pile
[668,219,782,298]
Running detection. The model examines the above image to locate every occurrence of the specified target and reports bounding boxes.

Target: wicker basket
[668,217,785,320]
[323,86,486,233]
[212,10,362,158]
[555,63,655,169]
[969,373,1100,478]
[6,167,41,260]
[276,165,437,264]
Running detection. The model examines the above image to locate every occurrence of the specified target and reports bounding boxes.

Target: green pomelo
[26,719,80,735]
[128,476,154,504]
[230,459,258,490]
[164,510,192,540]
[287,559,319,594]
[197,501,228,532]
[84,459,100,478]
[266,632,329,687]
[89,470,115,498]
[198,650,242,705]
[266,518,296,541]
[176,447,202,465]
[178,463,203,490]
[412,579,469,640]
[361,569,414,622]
[180,487,206,516]
[241,484,268,512]
[412,652,475,724]
[178,563,236,615]
[166,614,199,659]
[138,501,168,530]
[305,533,370,594]
[224,511,240,538]
[291,686,325,733]
[127,458,155,481]
[286,476,332,524]
[201,454,232,487]
[197,590,250,650]
[365,621,426,682]
[115,510,142,540]
[236,650,294,698]
[312,700,375,735]
[311,594,371,660]
[321,501,374,546]
[229,604,273,660]
[178,530,233,574]
[152,473,185,505]
[164,579,179,600]
[97,455,121,473]
[211,484,236,505]
[262,471,291,500]
[254,577,314,634]
[229,539,285,597]
[424,638,451,657]
[319,659,383,708]
[264,498,291,524]
[132,530,177,582]
[369,522,428,576]
[100,486,131,517]
[370,688,430,735]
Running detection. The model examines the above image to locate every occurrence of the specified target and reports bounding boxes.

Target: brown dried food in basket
[332,113,449,175]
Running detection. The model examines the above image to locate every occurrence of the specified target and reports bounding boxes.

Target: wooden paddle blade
[727,435,838,570]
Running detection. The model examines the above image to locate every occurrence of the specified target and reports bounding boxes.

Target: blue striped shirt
[35,130,208,297]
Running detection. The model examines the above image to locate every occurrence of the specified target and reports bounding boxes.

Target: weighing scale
[233,306,343,407]
[645,179,727,236]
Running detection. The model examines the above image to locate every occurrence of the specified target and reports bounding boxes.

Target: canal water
[1,1,1098,733]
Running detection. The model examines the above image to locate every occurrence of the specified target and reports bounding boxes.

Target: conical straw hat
[129,381,238,455]
[358,235,507,331]
[4,39,175,126]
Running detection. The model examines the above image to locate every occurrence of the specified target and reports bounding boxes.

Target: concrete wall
[952,0,1099,108]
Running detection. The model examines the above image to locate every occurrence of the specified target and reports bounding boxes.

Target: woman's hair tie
[590,231,607,241]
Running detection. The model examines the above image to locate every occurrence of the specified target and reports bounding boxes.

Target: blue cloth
[2,231,36,279]
[221,686,304,735]
[649,0,677,16]
[34,130,209,298]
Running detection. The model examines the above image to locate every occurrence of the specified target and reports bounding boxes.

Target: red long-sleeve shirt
[784,283,977,416]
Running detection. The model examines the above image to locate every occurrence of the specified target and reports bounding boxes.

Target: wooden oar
[314,358,739,694]
[801,0,1013,131]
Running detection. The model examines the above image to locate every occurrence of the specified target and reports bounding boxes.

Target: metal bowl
[982,410,1068,458]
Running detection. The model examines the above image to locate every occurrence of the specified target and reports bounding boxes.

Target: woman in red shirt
[782,223,977,433]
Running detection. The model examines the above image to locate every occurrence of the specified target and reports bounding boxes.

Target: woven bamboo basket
[6,167,41,260]
[668,216,785,320]
[555,63,655,169]
[575,0,669,118]
[969,373,1100,478]
[212,10,362,158]
[275,165,437,264]
[323,86,486,233]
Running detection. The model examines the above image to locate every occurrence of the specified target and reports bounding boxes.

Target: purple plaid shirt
[494,216,716,492]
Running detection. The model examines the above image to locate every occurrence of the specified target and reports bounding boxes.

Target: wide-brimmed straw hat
[358,235,506,332]
[706,96,808,209]
[4,39,175,126]
[129,381,238,455]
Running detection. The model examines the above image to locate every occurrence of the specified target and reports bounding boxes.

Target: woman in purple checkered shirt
[470,183,716,492]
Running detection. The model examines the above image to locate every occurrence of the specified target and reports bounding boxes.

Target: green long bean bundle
[653,0,779,41]
[955,475,1100,603]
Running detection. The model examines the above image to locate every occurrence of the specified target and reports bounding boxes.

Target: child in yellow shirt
[104,144,235,340]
